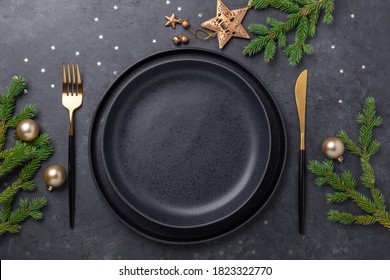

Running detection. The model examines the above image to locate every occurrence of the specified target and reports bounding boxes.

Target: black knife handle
[298,149,306,235]
[68,135,75,229]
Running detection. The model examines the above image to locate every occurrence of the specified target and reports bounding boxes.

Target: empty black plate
[89,49,286,243]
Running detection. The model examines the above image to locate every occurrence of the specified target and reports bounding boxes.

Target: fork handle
[68,135,75,229]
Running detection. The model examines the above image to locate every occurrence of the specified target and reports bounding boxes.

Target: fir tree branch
[244,0,335,65]
[308,97,390,230]
[7,104,38,128]
[376,211,390,229]
[337,130,361,156]
[0,76,26,151]
[0,197,46,234]
[0,76,53,235]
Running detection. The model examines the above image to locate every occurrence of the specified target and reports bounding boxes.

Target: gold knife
[295,69,308,235]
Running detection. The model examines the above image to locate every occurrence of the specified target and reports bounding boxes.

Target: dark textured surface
[0,0,390,259]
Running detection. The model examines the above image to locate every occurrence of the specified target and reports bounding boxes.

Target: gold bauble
[43,164,67,192]
[322,136,345,162]
[16,119,40,142]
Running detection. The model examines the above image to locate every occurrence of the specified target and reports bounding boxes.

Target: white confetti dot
[51,45,55,50]
[331,45,335,49]
[264,220,269,225]
[75,51,80,56]
[177,7,182,11]
[97,61,101,66]
[23,89,28,94]
[99,34,103,39]
[13,76,18,79]
[51,84,55,88]
[339,69,344,74]
[219,251,224,256]
[24,58,29,63]
[41,68,46,73]
[114,45,119,50]
[152,39,157,43]
[198,13,203,18]
[113,70,118,75]
[251,250,256,255]
[362,65,366,69]
[338,99,343,104]
[166,0,170,4]
[113,5,118,10]
[94,17,99,22]
[351,14,355,18]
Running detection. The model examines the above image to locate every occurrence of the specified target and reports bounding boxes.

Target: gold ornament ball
[180,35,189,44]
[172,36,181,45]
[182,20,190,29]
[16,119,40,142]
[43,164,67,192]
[322,136,345,162]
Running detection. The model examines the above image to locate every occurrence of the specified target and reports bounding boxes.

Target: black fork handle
[68,134,75,229]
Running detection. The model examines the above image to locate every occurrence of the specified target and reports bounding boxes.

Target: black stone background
[0,0,390,259]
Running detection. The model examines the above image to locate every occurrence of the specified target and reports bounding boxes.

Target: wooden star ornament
[201,0,250,49]
[165,13,180,29]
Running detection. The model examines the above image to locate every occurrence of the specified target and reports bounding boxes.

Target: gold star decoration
[165,13,180,29]
[201,0,250,49]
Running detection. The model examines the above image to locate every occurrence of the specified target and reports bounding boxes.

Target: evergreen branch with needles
[308,97,390,230]
[244,0,335,66]
[0,76,53,234]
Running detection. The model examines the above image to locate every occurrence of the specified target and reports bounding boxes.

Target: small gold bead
[172,36,181,45]
[180,35,189,44]
[182,20,190,29]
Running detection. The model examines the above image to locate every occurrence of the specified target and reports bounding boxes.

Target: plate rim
[88,48,288,244]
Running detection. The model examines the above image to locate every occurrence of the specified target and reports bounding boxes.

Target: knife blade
[295,69,308,235]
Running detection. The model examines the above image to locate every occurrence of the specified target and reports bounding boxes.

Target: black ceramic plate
[89,49,286,243]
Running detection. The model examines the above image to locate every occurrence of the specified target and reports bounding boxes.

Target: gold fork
[62,64,83,229]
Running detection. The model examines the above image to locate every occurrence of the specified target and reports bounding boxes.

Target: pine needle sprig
[0,76,53,235]
[244,0,335,66]
[0,197,47,234]
[308,97,390,230]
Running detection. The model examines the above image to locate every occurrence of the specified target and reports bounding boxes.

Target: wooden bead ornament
[181,20,190,29]
[164,0,251,48]
[180,35,189,44]
[165,14,215,47]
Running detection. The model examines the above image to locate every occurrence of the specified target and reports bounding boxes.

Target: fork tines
[62,64,83,96]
